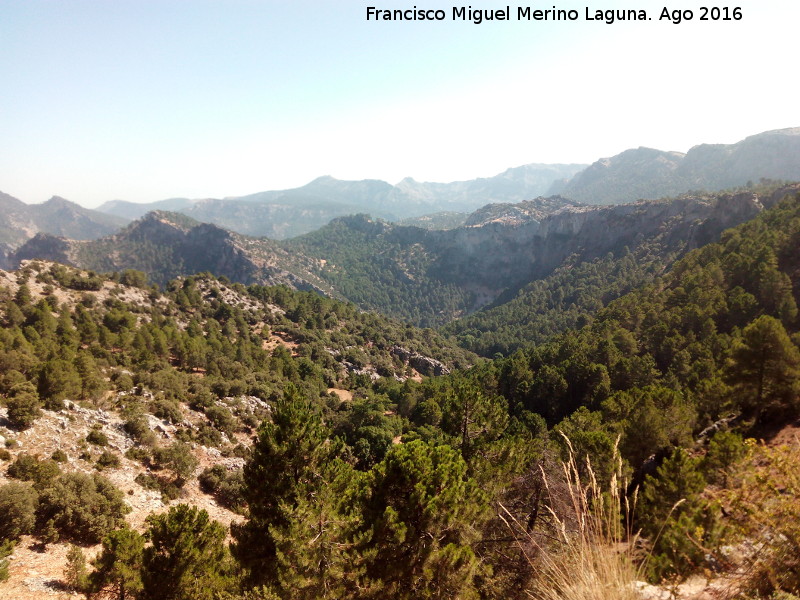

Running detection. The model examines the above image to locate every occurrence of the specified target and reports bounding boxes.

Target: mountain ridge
[558,127,800,203]
[95,163,588,237]
[0,192,129,259]
[12,185,796,329]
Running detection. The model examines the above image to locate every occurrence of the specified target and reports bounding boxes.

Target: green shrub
[727,440,800,596]
[0,482,39,540]
[198,465,246,513]
[36,472,130,544]
[194,424,223,448]
[6,389,42,430]
[96,450,121,470]
[151,397,183,424]
[125,447,150,464]
[204,405,237,437]
[86,426,109,447]
[151,442,198,484]
[134,473,181,503]
[123,414,156,446]
[7,453,61,489]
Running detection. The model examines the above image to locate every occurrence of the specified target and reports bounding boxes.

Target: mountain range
[558,127,800,203]
[3,129,800,599]
[0,193,127,252]
[9,183,797,332]
[94,163,587,238]
[2,127,799,253]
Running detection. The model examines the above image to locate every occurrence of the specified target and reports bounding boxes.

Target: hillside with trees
[1,189,800,598]
[11,186,793,333]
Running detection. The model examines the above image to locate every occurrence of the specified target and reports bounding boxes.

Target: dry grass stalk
[500,435,643,600]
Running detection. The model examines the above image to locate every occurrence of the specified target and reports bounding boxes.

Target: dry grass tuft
[500,435,644,600]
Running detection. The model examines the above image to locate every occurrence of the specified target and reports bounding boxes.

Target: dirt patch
[262,332,299,356]
[764,418,800,447]
[0,537,96,600]
[327,388,353,402]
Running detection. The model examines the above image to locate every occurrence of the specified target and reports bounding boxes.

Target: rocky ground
[0,399,244,600]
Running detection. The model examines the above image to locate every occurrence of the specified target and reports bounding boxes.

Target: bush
[151,397,183,424]
[7,454,61,489]
[96,450,121,470]
[151,442,198,484]
[134,473,181,503]
[125,447,150,464]
[36,472,130,544]
[205,405,237,437]
[198,465,246,513]
[6,388,42,430]
[113,372,135,392]
[194,424,223,448]
[51,449,68,463]
[123,413,156,446]
[727,439,800,596]
[86,426,109,447]
[0,482,39,540]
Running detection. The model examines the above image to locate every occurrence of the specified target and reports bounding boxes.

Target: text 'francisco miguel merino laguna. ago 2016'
[366,6,743,25]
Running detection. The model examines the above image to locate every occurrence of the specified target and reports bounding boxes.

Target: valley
[1,128,800,599]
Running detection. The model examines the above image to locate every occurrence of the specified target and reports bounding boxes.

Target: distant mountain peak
[308,175,338,184]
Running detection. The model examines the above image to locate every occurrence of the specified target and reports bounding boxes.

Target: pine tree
[88,527,145,600]
[142,505,231,600]
[728,315,800,420]
[271,459,365,599]
[359,440,487,599]
[64,544,89,593]
[232,384,341,588]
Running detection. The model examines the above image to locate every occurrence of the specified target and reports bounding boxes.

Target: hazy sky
[1,0,797,207]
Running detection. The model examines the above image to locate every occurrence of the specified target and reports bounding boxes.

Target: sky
[1,0,797,207]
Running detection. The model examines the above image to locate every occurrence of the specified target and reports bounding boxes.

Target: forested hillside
[280,187,786,328]
[444,184,800,356]
[1,191,799,598]
[11,187,790,333]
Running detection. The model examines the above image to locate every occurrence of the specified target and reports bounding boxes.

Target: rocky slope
[8,212,317,290]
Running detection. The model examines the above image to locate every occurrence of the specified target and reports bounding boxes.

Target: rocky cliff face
[425,190,769,298]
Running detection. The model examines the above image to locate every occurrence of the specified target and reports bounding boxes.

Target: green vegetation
[442,248,667,356]
[286,215,475,327]
[1,189,800,597]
